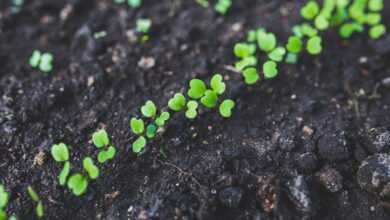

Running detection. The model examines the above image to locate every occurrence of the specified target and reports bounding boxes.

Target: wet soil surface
[0,0,390,219]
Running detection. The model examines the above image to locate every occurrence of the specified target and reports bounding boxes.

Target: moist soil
[1,0,390,219]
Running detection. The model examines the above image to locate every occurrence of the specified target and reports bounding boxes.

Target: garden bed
[0,0,390,219]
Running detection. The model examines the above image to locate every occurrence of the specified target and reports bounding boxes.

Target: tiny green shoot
[168,93,186,111]
[301,1,320,20]
[27,186,44,218]
[219,99,235,118]
[263,61,278,79]
[51,143,69,162]
[210,74,226,95]
[130,118,145,134]
[234,43,256,58]
[132,136,146,153]
[141,100,157,118]
[215,0,232,15]
[268,47,286,62]
[136,18,151,34]
[242,67,259,85]
[306,36,322,55]
[67,174,88,196]
[188,79,207,99]
[286,36,303,53]
[146,124,158,138]
[200,90,219,108]
[185,101,198,119]
[128,0,142,8]
[155,112,170,127]
[29,50,54,74]
[368,0,383,12]
[257,30,277,52]
[92,129,116,163]
[369,24,386,39]
[82,157,100,180]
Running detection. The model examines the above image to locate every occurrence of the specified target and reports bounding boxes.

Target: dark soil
[1,0,390,219]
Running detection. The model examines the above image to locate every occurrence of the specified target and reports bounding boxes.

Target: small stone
[357,154,390,197]
[295,152,318,174]
[218,187,243,208]
[302,126,314,138]
[138,56,155,69]
[317,167,343,193]
[286,176,313,213]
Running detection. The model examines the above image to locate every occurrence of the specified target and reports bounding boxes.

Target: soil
[1,0,390,219]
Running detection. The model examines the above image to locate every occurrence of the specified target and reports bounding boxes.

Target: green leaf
[83,157,100,180]
[200,90,219,108]
[92,129,109,148]
[146,124,158,138]
[168,93,186,111]
[27,186,40,202]
[268,47,286,62]
[188,79,206,99]
[314,15,329,30]
[307,36,322,55]
[59,161,71,186]
[128,0,142,8]
[155,111,170,127]
[185,101,198,119]
[233,43,255,58]
[263,61,278,79]
[130,118,145,134]
[301,1,320,20]
[36,201,44,218]
[286,36,303,53]
[339,22,364,38]
[257,30,277,52]
[0,185,9,209]
[219,99,235,118]
[29,50,41,68]
[39,53,53,73]
[369,24,386,39]
[210,74,226,95]
[0,210,7,220]
[242,67,259,85]
[51,143,69,162]
[141,100,157,118]
[67,174,88,196]
[234,56,257,71]
[136,18,151,33]
[97,146,116,163]
[368,0,383,11]
[301,23,318,37]
[132,136,146,153]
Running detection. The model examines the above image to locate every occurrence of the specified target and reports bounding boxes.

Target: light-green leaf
[59,161,71,186]
[132,136,146,153]
[141,100,157,118]
[188,79,207,99]
[219,99,235,118]
[51,143,69,162]
[210,74,226,95]
[82,157,99,180]
[67,174,88,196]
[130,118,145,134]
[92,129,109,148]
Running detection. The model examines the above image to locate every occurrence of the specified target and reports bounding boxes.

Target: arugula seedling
[146,124,158,138]
[215,0,232,15]
[257,30,277,52]
[67,174,88,196]
[132,136,146,153]
[314,14,330,30]
[51,143,71,186]
[27,186,44,219]
[188,79,207,99]
[301,1,320,20]
[92,129,116,163]
[369,24,386,39]
[339,22,364,38]
[0,185,16,220]
[29,50,54,74]
[286,36,303,53]
[155,111,170,127]
[130,118,145,134]
[285,53,299,64]
[141,100,157,118]
[128,0,142,8]
[185,101,198,119]
[82,157,100,180]
[210,74,226,95]
[368,0,383,11]
[168,93,186,111]
[263,61,278,79]
[196,0,209,7]
[219,99,235,118]
[234,56,257,71]
[234,43,256,58]
[268,47,286,62]
[200,90,218,108]
[136,18,151,34]
[306,36,322,55]
[300,23,318,37]
[242,67,259,85]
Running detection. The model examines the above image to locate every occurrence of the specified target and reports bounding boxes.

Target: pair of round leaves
[307,36,322,55]
[67,173,88,196]
[168,94,199,119]
[132,136,146,153]
[187,74,226,100]
[0,185,9,209]
[51,142,71,185]
[141,101,157,118]
[29,50,54,73]
[242,61,278,84]
[92,129,116,163]
[257,30,277,52]
[300,1,319,20]
[233,43,256,58]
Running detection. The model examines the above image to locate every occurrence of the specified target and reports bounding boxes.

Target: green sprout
[215,0,232,15]
[234,43,256,58]
[234,56,257,71]
[210,74,226,95]
[314,14,330,30]
[136,18,151,34]
[196,0,209,7]
[369,24,386,39]
[185,101,198,119]
[306,36,322,55]
[201,90,219,108]
[0,185,9,220]
[257,30,277,52]
[82,157,100,180]
[29,50,54,74]
[146,124,158,138]
[168,93,186,111]
[27,186,44,219]
[51,143,71,185]
[141,100,157,118]
[132,136,146,153]
[219,99,235,118]
[242,67,259,85]
[301,1,320,20]
[67,174,88,196]
[286,36,303,53]
[300,23,318,37]
[188,79,207,99]
[155,111,170,127]
[364,13,381,25]
[263,61,278,79]
[368,0,383,11]
[268,47,286,62]
[130,118,145,134]
[128,0,142,8]
[339,22,364,38]
[92,129,116,163]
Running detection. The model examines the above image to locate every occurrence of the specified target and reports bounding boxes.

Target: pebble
[286,176,313,213]
[138,56,155,69]
[218,187,243,208]
[317,167,343,193]
[357,154,390,197]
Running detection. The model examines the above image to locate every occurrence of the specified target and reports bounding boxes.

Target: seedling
[369,24,386,39]
[339,22,364,38]
[268,47,286,62]
[215,0,232,15]
[136,18,151,34]
[185,101,198,119]
[146,124,158,138]
[92,129,116,163]
[27,186,44,219]
[235,56,258,71]
[201,90,219,108]
[196,0,209,7]
[234,43,256,58]
[300,23,318,37]
[83,157,100,180]
[263,61,278,79]
[29,50,54,74]
[168,93,186,111]
[155,112,170,127]
[314,14,330,30]
[301,1,320,20]
[368,0,383,11]
[188,79,207,99]
[132,136,146,153]
[242,67,259,85]
[67,174,88,196]
[0,185,16,220]
[306,36,322,55]
[130,118,145,134]
[210,74,226,95]
[219,99,235,118]
[257,30,277,52]
[286,36,303,53]
[364,13,381,25]
[51,143,71,186]
[141,100,157,118]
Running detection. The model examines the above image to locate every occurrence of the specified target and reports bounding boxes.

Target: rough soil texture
[1,0,390,219]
